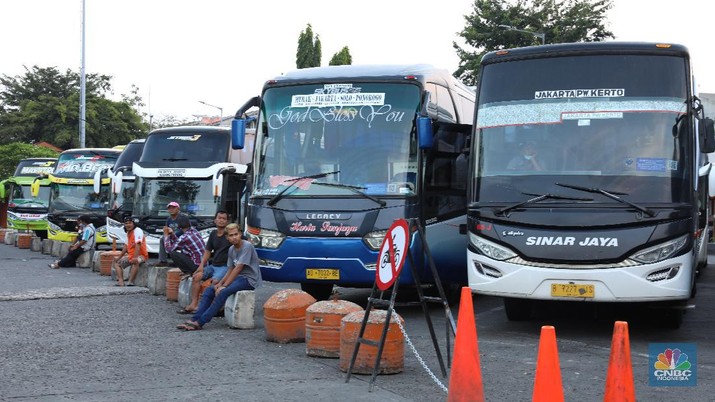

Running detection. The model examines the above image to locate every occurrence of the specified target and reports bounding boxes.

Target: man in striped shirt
[164,215,204,276]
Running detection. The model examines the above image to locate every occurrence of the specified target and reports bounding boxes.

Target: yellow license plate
[306,269,340,280]
[551,283,595,298]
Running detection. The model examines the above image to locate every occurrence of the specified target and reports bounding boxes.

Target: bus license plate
[551,283,595,298]
[306,269,340,280]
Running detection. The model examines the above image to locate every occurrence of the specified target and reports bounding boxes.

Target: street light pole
[198,100,223,126]
[498,24,545,45]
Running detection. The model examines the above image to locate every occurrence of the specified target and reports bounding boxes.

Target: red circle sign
[376,219,410,291]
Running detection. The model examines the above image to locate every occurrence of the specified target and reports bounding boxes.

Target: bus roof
[59,148,122,154]
[148,125,229,136]
[269,64,471,92]
[481,42,690,65]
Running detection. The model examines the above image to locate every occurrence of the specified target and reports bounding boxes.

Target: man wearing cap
[164,215,204,276]
[112,216,149,286]
[49,215,95,269]
[155,201,185,267]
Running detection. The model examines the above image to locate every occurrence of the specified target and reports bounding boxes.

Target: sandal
[177,308,196,315]
[176,321,193,330]
[48,262,59,269]
[183,322,202,331]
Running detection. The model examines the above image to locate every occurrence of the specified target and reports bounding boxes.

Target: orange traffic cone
[532,326,564,402]
[603,321,635,402]
[447,287,484,402]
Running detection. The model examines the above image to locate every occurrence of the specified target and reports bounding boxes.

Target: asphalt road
[1,242,714,401]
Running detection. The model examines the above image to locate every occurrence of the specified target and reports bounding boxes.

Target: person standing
[49,215,95,269]
[112,216,149,287]
[154,201,184,267]
[178,210,232,314]
[164,215,204,276]
[177,223,261,331]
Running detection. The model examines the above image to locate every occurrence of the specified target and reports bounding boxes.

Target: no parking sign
[376,219,409,291]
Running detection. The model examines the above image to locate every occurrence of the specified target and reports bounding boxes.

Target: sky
[2,0,713,122]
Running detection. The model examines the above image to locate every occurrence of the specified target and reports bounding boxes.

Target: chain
[392,311,448,393]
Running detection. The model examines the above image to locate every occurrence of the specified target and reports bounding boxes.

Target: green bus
[0,158,57,238]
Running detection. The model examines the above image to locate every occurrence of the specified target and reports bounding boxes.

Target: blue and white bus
[231,64,475,300]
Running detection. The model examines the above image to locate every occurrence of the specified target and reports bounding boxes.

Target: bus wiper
[496,192,592,216]
[555,182,656,217]
[267,171,340,207]
[312,182,386,207]
[162,158,188,161]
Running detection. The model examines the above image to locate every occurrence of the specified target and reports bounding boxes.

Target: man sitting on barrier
[112,216,149,287]
[177,223,261,331]
[177,210,232,315]
[49,215,95,269]
[163,215,204,277]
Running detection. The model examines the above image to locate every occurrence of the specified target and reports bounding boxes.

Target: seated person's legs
[169,251,198,275]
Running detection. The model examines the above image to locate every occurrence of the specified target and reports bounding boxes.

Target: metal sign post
[346,218,455,391]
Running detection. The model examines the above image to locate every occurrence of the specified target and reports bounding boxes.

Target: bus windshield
[48,184,110,213]
[140,132,229,163]
[54,150,118,178]
[10,185,51,209]
[474,54,690,204]
[253,83,420,197]
[134,178,219,218]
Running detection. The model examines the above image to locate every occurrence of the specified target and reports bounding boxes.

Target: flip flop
[176,321,193,330]
[183,322,202,331]
[177,308,196,315]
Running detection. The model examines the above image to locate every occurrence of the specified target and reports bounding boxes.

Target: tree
[454,0,614,85]
[0,142,59,181]
[0,65,149,149]
[329,46,353,66]
[296,24,322,69]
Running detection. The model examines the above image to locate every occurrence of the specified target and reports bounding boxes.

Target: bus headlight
[47,220,61,231]
[469,233,516,261]
[246,226,285,249]
[630,234,688,264]
[363,230,388,250]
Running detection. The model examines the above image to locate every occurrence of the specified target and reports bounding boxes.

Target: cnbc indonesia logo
[650,344,697,387]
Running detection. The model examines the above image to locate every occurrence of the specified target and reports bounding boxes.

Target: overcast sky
[2,0,713,122]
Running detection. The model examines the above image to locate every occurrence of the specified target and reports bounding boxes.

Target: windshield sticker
[167,135,201,141]
[562,112,623,120]
[55,161,114,174]
[291,93,385,108]
[477,99,686,128]
[269,175,316,190]
[19,166,55,174]
[535,88,625,100]
[629,158,678,172]
[268,104,406,130]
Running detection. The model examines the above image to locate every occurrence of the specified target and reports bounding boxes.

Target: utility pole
[79,0,86,147]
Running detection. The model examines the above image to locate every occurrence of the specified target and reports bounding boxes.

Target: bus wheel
[300,283,334,301]
[504,297,532,321]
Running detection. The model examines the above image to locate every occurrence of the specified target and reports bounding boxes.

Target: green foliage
[296,24,322,69]
[0,142,59,181]
[329,46,353,66]
[454,0,614,85]
[0,65,149,149]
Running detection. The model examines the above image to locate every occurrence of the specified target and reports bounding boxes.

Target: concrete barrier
[91,251,102,272]
[30,236,42,252]
[77,250,93,268]
[41,239,53,254]
[59,242,71,258]
[147,265,170,295]
[225,290,256,329]
[51,241,62,257]
[4,230,17,245]
[178,276,192,308]
[110,262,149,286]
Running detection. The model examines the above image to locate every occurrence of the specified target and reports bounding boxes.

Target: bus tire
[503,297,532,321]
[300,282,334,301]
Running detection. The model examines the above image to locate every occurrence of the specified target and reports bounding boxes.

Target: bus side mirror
[30,178,41,198]
[93,169,102,193]
[232,119,246,150]
[700,117,715,153]
[0,181,6,199]
[417,116,433,149]
[113,171,123,195]
[212,173,224,198]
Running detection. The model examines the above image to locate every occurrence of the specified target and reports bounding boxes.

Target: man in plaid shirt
[164,215,204,276]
